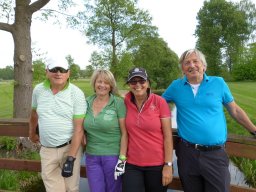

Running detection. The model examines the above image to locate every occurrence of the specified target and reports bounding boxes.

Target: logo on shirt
[103,109,116,121]
[150,104,157,111]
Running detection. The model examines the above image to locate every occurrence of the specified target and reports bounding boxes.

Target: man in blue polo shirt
[29,57,86,192]
[162,49,256,192]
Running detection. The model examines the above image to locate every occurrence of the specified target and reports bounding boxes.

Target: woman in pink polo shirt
[122,67,173,192]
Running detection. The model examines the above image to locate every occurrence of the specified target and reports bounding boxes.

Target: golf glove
[114,159,126,180]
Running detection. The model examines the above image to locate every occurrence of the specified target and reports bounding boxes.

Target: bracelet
[119,155,127,161]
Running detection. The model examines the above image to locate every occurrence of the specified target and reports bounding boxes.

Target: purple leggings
[85,154,122,192]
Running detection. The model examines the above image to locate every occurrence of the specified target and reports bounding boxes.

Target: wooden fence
[1,118,256,192]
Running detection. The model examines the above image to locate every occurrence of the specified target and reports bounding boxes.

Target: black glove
[62,156,76,178]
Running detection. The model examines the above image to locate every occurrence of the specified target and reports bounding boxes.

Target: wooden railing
[1,119,256,192]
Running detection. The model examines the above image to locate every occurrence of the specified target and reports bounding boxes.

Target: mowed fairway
[228,82,256,116]
[225,82,256,135]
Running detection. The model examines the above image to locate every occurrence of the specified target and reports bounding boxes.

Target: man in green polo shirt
[29,57,86,192]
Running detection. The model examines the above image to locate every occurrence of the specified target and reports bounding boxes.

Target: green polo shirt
[32,79,86,147]
[84,94,126,155]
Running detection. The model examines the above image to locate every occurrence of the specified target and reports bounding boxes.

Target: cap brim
[127,75,147,82]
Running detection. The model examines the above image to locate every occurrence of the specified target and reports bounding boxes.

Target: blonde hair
[90,69,118,94]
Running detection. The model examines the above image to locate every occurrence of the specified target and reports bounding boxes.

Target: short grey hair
[179,49,207,68]
[90,69,118,94]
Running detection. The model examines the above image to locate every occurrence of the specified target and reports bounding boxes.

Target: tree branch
[0,22,13,32]
[29,0,51,13]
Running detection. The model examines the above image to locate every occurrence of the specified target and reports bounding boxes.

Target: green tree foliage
[70,64,81,80]
[78,0,157,76]
[237,0,256,42]
[195,0,254,76]
[233,43,256,80]
[84,65,94,78]
[89,51,109,69]
[133,37,180,89]
[0,66,14,80]
[116,52,134,81]
[32,60,46,83]
[66,54,81,80]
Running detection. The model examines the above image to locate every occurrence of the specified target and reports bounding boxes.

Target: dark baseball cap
[127,67,148,82]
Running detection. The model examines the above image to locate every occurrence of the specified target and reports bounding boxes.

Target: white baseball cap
[46,57,69,70]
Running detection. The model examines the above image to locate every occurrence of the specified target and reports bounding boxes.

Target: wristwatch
[164,162,172,166]
[67,156,75,162]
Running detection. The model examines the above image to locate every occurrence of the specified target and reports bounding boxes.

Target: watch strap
[164,162,172,166]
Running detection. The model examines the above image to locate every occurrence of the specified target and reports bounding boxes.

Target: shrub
[0,136,17,150]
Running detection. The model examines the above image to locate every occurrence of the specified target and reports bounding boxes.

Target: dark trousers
[176,140,230,192]
[122,163,168,192]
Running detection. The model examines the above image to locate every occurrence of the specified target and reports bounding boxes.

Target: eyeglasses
[48,67,69,73]
[129,79,146,85]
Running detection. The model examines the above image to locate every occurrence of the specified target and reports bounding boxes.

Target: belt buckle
[195,143,206,151]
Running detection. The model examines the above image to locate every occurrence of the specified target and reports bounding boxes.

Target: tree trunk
[12,0,33,118]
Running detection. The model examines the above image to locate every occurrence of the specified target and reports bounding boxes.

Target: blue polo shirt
[162,74,233,145]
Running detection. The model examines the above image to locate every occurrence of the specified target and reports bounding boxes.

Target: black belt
[179,138,224,151]
[43,140,72,148]
[56,140,72,148]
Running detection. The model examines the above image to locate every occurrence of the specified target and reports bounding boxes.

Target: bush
[19,174,45,192]
[0,136,17,150]
[152,89,164,96]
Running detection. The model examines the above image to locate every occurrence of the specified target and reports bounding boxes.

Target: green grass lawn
[226,82,256,135]
[0,81,13,118]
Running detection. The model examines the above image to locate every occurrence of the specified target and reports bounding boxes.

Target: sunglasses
[129,79,146,85]
[48,67,69,73]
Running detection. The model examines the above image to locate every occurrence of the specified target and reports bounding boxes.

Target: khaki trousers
[40,145,82,192]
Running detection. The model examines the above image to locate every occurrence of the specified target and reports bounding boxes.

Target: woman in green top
[84,69,128,192]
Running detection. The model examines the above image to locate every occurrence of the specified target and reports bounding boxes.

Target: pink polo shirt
[124,92,171,166]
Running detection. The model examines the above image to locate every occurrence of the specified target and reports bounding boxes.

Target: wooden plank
[0,118,29,137]
[228,134,256,146]
[230,185,256,192]
[1,120,256,191]
[0,158,41,172]
[226,141,256,160]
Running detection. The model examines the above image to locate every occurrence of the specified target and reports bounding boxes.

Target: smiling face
[181,52,206,84]
[46,68,70,89]
[128,76,149,98]
[94,75,111,97]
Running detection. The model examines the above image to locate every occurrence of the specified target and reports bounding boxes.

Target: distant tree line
[0,66,14,80]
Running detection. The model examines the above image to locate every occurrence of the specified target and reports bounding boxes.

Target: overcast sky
[0,0,253,69]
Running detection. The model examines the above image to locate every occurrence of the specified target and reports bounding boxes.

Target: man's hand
[62,156,76,178]
[29,133,39,143]
[114,159,126,180]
